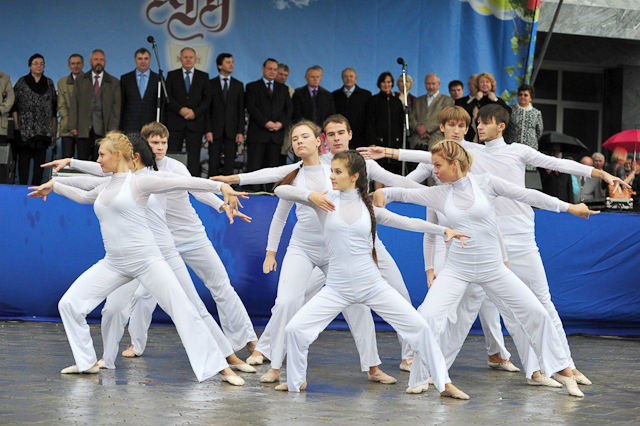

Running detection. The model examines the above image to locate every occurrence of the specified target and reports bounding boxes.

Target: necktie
[139,73,147,98]
[94,75,100,99]
[346,89,351,98]
[267,81,273,95]
[185,70,191,94]
[581,176,586,187]
[223,77,229,102]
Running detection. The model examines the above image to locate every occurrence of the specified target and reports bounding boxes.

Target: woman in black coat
[12,53,57,185]
[366,72,404,175]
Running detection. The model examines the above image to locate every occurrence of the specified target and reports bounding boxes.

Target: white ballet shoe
[121,345,139,358]
[61,364,99,374]
[427,377,433,385]
[405,383,429,394]
[573,374,592,386]
[553,374,584,397]
[527,376,562,388]
[246,355,264,365]
[229,363,257,373]
[488,361,520,372]
[368,370,397,384]
[221,374,245,386]
[399,359,412,372]
[97,359,107,369]
[275,381,307,391]
[440,386,470,400]
[260,370,280,383]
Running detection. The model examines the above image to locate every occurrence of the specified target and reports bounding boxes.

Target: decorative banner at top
[145,0,234,41]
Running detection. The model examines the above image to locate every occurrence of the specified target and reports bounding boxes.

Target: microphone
[397,57,406,65]
[147,36,156,45]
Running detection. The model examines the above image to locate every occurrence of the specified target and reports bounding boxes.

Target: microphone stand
[149,38,169,122]
[400,62,409,176]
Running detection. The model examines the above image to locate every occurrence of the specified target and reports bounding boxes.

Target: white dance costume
[383,173,573,379]
[53,172,229,381]
[399,139,594,376]
[70,157,257,352]
[274,186,450,392]
[239,154,424,363]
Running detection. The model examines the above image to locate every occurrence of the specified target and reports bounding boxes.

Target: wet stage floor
[1,321,639,425]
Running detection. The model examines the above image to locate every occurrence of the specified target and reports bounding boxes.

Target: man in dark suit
[292,65,335,128]
[120,48,160,134]
[165,47,211,176]
[332,67,371,149]
[205,53,244,176]
[68,49,120,160]
[244,58,292,188]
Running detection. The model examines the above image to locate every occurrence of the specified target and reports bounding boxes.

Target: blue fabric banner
[1,185,638,335]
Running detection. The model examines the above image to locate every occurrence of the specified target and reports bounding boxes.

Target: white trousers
[179,243,258,351]
[100,256,234,368]
[507,248,576,374]
[432,238,510,363]
[418,266,570,379]
[285,284,449,392]
[255,249,381,371]
[58,259,229,381]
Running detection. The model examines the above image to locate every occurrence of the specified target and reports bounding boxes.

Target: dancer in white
[273,150,470,398]
[375,140,600,397]
[363,105,628,387]
[47,134,256,373]
[213,114,425,373]
[44,122,258,357]
[28,132,246,385]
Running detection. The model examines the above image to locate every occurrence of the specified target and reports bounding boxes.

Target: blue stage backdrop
[2,0,537,103]
[1,185,639,335]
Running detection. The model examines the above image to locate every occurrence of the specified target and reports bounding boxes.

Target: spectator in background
[165,47,211,176]
[292,65,335,129]
[120,48,159,134]
[455,73,479,140]
[540,144,573,202]
[57,54,84,158]
[592,152,605,170]
[0,71,14,144]
[576,155,604,201]
[366,72,403,175]
[467,72,511,142]
[205,53,245,176]
[332,67,371,149]
[505,84,543,170]
[393,73,415,113]
[606,148,633,184]
[448,80,464,100]
[409,73,454,149]
[12,54,57,185]
[276,63,294,98]
[68,49,121,161]
[244,58,292,189]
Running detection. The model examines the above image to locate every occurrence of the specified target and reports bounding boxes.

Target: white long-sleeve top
[69,157,224,248]
[274,186,445,297]
[238,152,424,252]
[53,172,223,275]
[398,138,590,252]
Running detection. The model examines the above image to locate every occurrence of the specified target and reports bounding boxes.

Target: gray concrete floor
[0,321,639,425]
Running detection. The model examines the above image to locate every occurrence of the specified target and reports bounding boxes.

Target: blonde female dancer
[28,132,245,385]
[274,150,469,398]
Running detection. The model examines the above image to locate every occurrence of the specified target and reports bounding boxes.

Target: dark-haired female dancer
[274,150,469,398]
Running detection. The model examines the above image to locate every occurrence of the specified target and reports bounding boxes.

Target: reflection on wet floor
[1,321,639,424]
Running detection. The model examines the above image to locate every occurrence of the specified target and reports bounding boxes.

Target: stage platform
[1,321,638,425]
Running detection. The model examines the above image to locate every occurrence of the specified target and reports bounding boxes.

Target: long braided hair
[333,150,378,266]
[273,119,321,190]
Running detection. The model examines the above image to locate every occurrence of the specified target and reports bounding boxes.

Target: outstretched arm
[366,160,425,188]
[358,146,432,165]
[211,163,300,186]
[378,185,447,213]
[28,179,105,204]
[375,207,469,246]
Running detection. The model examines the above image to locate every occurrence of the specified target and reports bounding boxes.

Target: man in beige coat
[409,73,453,149]
[68,49,120,160]
[0,72,15,144]
[57,54,84,158]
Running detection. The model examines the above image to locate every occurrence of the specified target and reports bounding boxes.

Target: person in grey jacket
[0,71,14,144]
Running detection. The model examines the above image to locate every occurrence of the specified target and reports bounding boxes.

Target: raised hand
[444,228,471,247]
[28,181,55,201]
[567,203,600,219]
[210,174,240,185]
[356,146,385,160]
[373,189,386,208]
[220,184,249,204]
[309,190,335,212]
[41,158,71,173]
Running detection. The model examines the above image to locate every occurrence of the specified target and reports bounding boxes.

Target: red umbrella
[602,130,640,152]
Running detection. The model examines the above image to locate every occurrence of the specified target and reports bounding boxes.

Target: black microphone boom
[147,36,156,45]
[397,57,406,65]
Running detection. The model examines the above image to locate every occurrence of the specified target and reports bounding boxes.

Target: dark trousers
[61,136,77,159]
[247,141,281,191]
[17,136,48,185]
[208,136,237,177]
[77,130,102,161]
[168,128,203,176]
